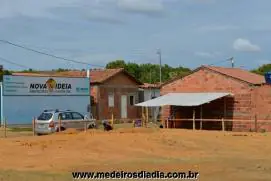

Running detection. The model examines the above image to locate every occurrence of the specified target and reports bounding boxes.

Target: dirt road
[0,128,270,181]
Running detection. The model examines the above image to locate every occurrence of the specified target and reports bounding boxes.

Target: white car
[34,109,96,135]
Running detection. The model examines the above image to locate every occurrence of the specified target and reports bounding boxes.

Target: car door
[59,112,73,129]
[71,112,85,130]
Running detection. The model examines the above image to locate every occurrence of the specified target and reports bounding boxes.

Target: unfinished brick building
[160,66,271,132]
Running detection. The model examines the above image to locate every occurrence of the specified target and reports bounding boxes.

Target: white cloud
[194,51,221,58]
[0,0,80,18]
[0,0,166,22]
[198,25,239,32]
[233,38,261,52]
[117,0,164,14]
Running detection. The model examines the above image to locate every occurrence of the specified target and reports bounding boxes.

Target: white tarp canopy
[135,92,232,107]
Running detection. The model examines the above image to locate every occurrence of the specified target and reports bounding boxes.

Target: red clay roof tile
[140,83,161,89]
[203,66,265,85]
[12,68,142,84]
[161,65,265,87]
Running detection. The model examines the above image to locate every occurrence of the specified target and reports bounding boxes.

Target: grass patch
[8,127,33,132]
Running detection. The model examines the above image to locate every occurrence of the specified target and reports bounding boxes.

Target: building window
[129,95,135,106]
[138,91,144,103]
[108,93,114,107]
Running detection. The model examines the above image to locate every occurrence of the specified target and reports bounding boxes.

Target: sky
[0,0,270,71]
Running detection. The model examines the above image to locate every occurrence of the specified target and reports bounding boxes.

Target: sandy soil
[0,128,271,181]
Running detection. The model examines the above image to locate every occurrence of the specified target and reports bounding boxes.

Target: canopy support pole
[141,107,144,127]
[193,109,196,130]
[145,107,148,128]
[223,97,227,131]
[200,106,203,130]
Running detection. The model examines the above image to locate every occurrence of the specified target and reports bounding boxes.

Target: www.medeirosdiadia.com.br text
[72,170,200,180]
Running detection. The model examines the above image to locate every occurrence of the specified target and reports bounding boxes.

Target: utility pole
[228,57,234,68]
[157,49,162,85]
[149,71,152,83]
[86,69,91,119]
[0,65,3,127]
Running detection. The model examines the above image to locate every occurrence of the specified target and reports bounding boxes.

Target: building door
[121,95,127,119]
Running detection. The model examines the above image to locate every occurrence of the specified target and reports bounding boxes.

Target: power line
[209,59,227,66]
[0,39,105,68]
[0,56,32,69]
[156,48,162,84]
[209,57,234,67]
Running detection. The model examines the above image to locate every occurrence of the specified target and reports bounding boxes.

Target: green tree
[106,60,126,69]
[252,64,271,75]
[0,70,12,81]
[105,60,192,83]
[20,69,39,73]
[126,62,141,80]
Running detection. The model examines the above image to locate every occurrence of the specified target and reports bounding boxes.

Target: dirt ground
[0,128,271,181]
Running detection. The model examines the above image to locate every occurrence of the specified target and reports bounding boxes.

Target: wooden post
[111,112,114,127]
[32,117,36,136]
[141,107,144,127]
[200,106,203,130]
[4,117,7,138]
[193,109,196,130]
[84,119,87,133]
[58,116,62,132]
[145,107,149,128]
[254,114,258,132]
[222,117,225,131]
[224,97,227,131]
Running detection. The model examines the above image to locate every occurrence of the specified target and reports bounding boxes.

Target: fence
[158,117,271,132]
[1,116,271,138]
[0,116,145,138]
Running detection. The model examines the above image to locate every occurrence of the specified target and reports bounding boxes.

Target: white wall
[144,89,160,101]
[1,75,90,125]
[143,88,160,122]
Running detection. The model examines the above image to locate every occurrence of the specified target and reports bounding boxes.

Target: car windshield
[37,113,53,121]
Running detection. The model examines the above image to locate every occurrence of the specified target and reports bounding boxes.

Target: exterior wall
[103,72,138,86]
[161,68,258,131]
[143,88,160,121]
[251,84,271,131]
[90,85,98,103]
[94,72,140,120]
[143,88,160,101]
[90,85,99,118]
[98,86,139,120]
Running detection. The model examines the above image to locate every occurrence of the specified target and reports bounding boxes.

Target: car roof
[42,110,75,114]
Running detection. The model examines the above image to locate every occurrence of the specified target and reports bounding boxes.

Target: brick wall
[161,68,257,131]
[90,85,99,118]
[95,72,141,120]
[251,84,271,131]
[90,85,98,102]
[97,86,140,120]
